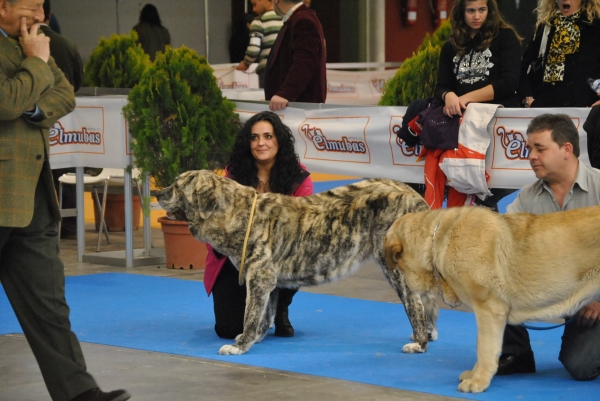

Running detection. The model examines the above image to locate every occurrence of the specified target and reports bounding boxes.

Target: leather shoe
[496,351,536,376]
[71,388,131,401]
[274,309,294,337]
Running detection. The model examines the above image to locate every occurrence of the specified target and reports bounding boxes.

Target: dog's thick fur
[384,205,600,393]
[156,170,437,355]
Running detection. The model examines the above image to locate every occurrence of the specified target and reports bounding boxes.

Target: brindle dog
[156,170,436,355]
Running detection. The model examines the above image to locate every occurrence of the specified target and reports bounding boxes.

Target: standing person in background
[435,0,522,210]
[497,0,538,46]
[229,12,256,63]
[437,0,522,115]
[41,0,84,240]
[132,3,171,61]
[236,0,283,88]
[518,0,600,214]
[204,111,313,339]
[519,0,600,109]
[41,0,83,91]
[48,8,59,32]
[265,0,326,111]
[0,0,130,400]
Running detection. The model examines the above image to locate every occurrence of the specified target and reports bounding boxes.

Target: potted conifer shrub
[123,46,239,269]
[84,31,151,231]
[85,31,150,89]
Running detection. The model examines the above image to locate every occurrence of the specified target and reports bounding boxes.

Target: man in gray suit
[0,1,130,400]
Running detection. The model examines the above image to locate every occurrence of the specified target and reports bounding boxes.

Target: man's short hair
[527,113,580,157]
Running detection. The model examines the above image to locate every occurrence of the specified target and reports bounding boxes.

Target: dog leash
[431,221,462,308]
[520,316,576,331]
[239,192,259,285]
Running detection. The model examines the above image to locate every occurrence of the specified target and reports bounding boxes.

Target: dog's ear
[384,234,404,271]
[191,170,220,219]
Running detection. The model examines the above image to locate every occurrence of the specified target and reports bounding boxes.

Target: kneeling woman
[204,111,313,339]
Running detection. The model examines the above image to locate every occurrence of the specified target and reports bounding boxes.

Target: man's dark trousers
[0,172,97,401]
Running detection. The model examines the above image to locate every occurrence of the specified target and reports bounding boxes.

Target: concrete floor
[0,224,468,401]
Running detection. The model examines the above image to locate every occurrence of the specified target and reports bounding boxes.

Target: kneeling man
[499,114,600,380]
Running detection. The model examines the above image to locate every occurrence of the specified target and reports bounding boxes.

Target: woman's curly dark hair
[227,111,305,195]
[450,0,521,55]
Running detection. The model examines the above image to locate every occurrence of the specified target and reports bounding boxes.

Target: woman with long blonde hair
[519,0,600,108]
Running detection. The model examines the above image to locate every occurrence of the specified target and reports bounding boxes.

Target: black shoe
[496,351,536,376]
[274,309,294,337]
[71,388,131,401]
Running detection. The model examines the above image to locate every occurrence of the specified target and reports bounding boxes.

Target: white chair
[58,168,142,251]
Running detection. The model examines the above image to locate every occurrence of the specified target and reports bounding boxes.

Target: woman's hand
[591,99,600,108]
[523,97,535,108]
[443,92,463,117]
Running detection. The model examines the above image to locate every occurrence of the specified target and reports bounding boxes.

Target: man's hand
[576,301,600,328]
[19,18,50,63]
[269,95,288,111]
[236,61,249,71]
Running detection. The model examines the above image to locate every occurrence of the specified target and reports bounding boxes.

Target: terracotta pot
[93,193,141,231]
[158,216,207,269]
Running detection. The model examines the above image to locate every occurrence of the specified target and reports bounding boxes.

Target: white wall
[50,0,231,65]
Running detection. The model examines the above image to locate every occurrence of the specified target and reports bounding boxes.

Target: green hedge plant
[380,20,452,106]
[416,20,452,53]
[84,31,150,88]
[123,46,240,189]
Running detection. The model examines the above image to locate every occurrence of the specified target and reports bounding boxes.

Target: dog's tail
[384,231,403,272]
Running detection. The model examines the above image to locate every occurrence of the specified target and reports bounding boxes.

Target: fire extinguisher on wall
[430,0,449,27]
[406,0,418,26]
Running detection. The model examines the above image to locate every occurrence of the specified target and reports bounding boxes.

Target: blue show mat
[313,179,362,193]
[497,190,519,214]
[1,273,595,401]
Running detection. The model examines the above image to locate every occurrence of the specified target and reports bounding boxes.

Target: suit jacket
[264,5,326,104]
[40,25,84,91]
[0,35,75,227]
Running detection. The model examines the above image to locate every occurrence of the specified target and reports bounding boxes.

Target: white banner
[51,97,592,191]
[234,101,593,189]
[49,96,131,169]
[212,64,259,90]
[325,69,397,105]
[216,64,398,105]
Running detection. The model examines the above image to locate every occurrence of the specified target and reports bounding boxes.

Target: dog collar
[239,192,259,285]
[431,221,462,308]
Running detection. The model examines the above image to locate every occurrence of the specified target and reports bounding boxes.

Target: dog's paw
[457,378,489,394]
[218,344,245,355]
[459,370,473,381]
[402,342,425,353]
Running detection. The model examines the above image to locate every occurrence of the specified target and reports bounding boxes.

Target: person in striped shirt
[236,0,283,88]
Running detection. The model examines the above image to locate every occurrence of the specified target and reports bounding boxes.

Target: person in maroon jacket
[264,0,326,110]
